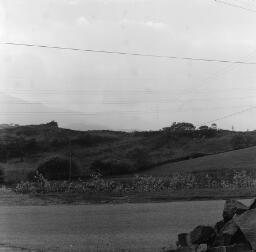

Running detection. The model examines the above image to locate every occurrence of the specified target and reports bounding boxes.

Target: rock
[190,226,216,245]
[207,243,252,252]
[249,199,256,210]
[212,219,239,246]
[222,199,248,222]
[176,245,207,252]
[234,208,256,250]
[161,246,177,252]
[175,247,193,252]
[177,233,191,247]
[214,220,225,234]
[197,244,207,252]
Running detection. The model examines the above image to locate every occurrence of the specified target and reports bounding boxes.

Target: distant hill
[1,121,256,183]
[0,124,19,129]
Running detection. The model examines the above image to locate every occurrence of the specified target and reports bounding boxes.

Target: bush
[198,128,218,138]
[90,158,135,176]
[36,156,81,180]
[50,138,67,148]
[0,167,4,184]
[126,147,150,170]
[14,170,256,194]
[71,134,117,146]
[230,134,252,149]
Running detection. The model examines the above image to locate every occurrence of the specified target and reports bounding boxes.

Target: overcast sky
[1,0,256,130]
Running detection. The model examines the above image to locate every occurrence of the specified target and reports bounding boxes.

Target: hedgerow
[14,170,256,194]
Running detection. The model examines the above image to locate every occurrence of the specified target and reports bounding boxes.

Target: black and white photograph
[1,0,256,251]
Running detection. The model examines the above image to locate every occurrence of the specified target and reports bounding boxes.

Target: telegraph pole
[68,135,72,181]
[69,150,72,181]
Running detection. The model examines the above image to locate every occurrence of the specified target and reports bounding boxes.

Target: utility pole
[69,150,72,181]
[65,130,72,181]
[68,135,72,181]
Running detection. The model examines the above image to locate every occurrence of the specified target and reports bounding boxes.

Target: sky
[1,0,256,131]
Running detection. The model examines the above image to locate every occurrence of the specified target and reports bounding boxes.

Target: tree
[163,122,196,132]
[37,156,80,180]
[197,125,217,138]
[211,123,217,130]
[90,158,134,176]
[45,121,58,128]
[199,125,209,131]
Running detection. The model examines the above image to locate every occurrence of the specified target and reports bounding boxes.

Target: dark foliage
[36,156,81,180]
[126,147,150,170]
[131,130,160,137]
[45,121,58,128]
[0,138,40,162]
[50,138,67,148]
[0,167,4,183]
[71,133,118,146]
[163,122,196,132]
[16,127,38,136]
[90,158,135,176]
[230,134,253,149]
[197,128,218,138]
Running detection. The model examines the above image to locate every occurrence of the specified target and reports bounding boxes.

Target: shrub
[50,138,67,148]
[36,156,81,180]
[14,170,256,194]
[71,134,117,146]
[198,128,218,138]
[126,147,150,170]
[0,167,4,184]
[230,134,252,149]
[90,158,134,176]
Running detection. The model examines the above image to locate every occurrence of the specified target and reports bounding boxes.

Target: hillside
[1,121,256,183]
[142,146,256,176]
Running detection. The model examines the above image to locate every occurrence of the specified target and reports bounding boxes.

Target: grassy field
[142,146,256,176]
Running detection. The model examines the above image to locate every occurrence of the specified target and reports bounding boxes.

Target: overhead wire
[214,0,256,12]
[1,41,256,126]
[199,105,256,126]
[2,41,256,65]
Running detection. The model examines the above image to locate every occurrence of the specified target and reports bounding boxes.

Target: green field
[142,146,256,176]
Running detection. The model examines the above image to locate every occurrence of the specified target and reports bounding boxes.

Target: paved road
[0,199,252,251]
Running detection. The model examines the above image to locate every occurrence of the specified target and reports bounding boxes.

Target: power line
[2,41,256,65]
[199,105,256,125]
[178,49,256,109]
[214,0,256,12]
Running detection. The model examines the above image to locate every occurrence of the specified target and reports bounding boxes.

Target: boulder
[234,208,256,250]
[212,219,239,246]
[177,233,191,247]
[222,199,248,222]
[207,243,251,252]
[249,199,256,210]
[175,245,207,252]
[214,220,225,234]
[190,226,216,245]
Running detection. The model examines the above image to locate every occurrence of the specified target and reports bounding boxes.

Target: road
[0,199,252,251]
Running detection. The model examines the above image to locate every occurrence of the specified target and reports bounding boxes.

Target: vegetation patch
[34,156,81,180]
[15,170,256,194]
